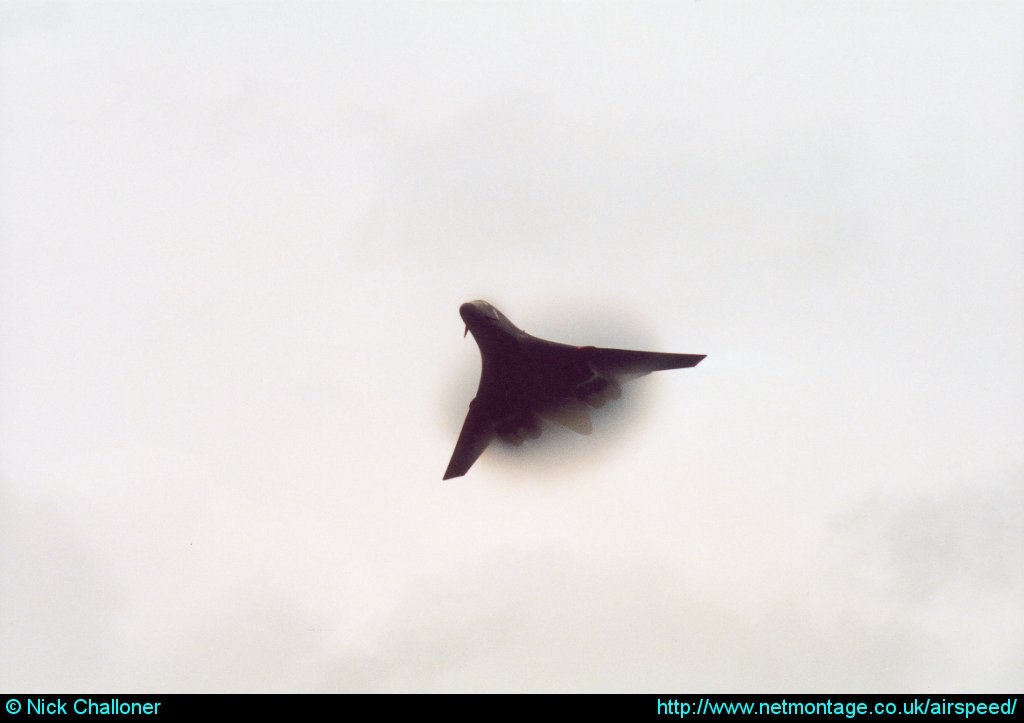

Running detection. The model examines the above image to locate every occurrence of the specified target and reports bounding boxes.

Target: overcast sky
[1,1,1022,692]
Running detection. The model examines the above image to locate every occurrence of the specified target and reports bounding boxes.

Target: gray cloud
[0,497,123,690]
[320,548,935,692]
[831,473,1024,600]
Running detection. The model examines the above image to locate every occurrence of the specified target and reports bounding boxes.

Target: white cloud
[1,0,1021,691]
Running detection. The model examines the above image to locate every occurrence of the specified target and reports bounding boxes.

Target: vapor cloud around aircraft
[444,301,705,479]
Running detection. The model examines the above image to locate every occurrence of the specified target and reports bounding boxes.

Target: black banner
[1,694,1020,720]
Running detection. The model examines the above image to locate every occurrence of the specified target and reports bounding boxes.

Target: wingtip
[669,352,706,369]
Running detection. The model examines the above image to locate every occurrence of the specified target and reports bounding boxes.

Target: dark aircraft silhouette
[443,300,705,480]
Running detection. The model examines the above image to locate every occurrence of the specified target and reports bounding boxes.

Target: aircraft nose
[459,302,480,324]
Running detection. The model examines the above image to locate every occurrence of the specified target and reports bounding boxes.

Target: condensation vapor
[441,296,701,483]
